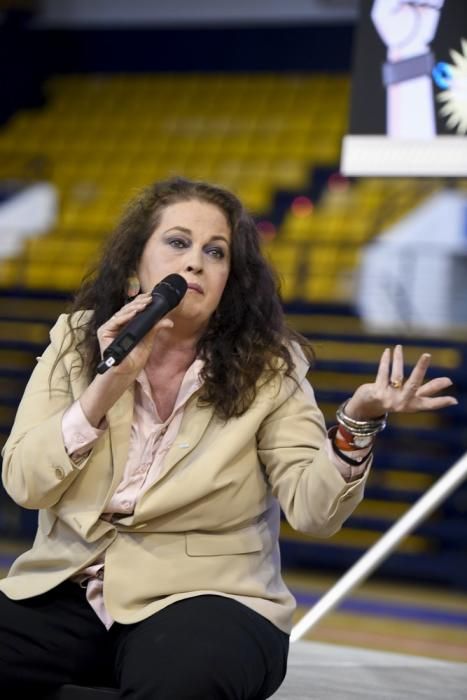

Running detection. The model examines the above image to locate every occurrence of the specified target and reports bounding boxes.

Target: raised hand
[371,0,445,60]
[97,293,174,376]
[344,344,457,420]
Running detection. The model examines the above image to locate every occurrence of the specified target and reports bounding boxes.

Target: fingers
[402,352,431,397]
[416,376,453,397]
[107,295,175,343]
[389,344,404,388]
[377,347,434,393]
[417,395,458,410]
[107,293,152,328]
[416,377,458,408]
[97,294,154,353]
[375,345,406,390]
[362,344,457,417]
[375,347,391,389]
[386,347,458,410]
[376,345,450,394]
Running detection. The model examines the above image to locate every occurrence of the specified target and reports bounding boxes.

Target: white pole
[290,452,467,643]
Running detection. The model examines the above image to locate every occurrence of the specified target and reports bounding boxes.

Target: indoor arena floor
[273,570,467,698]
[271,639,467,699]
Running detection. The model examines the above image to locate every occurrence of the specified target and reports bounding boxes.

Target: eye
[168,237,188,249]
[206,247,225,259]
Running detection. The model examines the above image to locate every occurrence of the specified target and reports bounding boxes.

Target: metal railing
[290,451,467,642]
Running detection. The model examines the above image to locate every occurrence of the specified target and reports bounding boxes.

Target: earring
[126,273,141,299]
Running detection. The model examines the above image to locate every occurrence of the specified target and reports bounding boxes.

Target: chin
[174,306,209,326]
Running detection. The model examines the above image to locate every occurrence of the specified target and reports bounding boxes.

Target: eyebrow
[164,226,230,246]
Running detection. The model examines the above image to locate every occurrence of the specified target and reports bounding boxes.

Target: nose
[184,246,203,273]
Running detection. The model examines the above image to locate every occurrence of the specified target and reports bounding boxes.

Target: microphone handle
[97,293,170,373]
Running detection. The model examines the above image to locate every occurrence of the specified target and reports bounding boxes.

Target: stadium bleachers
[0,73,446,301]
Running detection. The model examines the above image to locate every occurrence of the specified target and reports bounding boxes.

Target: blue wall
[1,21,353,123]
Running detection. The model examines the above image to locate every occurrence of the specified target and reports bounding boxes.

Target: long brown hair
[57,176,313,419]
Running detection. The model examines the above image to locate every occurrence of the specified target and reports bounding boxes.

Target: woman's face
[137,199,231,330]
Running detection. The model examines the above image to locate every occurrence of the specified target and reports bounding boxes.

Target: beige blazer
[1,312,369,633]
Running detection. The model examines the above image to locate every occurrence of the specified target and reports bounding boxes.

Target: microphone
[96,273,188,374]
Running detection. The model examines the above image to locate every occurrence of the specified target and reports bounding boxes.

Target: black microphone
[96,273,188,374]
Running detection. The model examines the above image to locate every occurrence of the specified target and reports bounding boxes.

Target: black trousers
[0,581,289,699]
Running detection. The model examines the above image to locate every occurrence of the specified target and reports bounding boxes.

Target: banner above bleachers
[342,0,467,176]
[32,0,359,28]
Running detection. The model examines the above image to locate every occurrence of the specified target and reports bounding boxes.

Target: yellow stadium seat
[1,71,447,301]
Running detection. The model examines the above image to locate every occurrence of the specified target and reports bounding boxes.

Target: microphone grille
[152,274,188,306]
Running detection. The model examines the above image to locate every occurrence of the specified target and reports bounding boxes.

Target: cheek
[205,272,228,305]
[216,278,229,303]
[138,248,173,283]
[216,267,230,292]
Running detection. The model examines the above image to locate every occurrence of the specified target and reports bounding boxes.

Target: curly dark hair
[56,176,313,419]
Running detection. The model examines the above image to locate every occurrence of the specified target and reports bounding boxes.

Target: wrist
[80,372,134,427]
[336,399,388,439]
[343,398,382,422]
[388,43,429,63]
[383,49,435,86]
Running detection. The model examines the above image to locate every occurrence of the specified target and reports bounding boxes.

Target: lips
[187,283,204,294]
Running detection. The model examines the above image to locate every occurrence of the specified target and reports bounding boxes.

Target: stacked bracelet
[336,399,388,440]
[330,426,373,463]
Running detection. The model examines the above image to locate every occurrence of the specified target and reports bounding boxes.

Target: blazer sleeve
[1,313,95,510]
[256,378,370,537]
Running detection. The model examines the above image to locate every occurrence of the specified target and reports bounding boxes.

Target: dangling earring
[126,273,141,300]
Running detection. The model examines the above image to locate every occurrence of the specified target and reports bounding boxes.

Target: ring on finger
[390,379,403,389]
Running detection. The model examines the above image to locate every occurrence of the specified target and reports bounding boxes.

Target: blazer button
[55,467,65,480]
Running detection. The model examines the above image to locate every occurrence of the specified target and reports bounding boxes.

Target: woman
[0,177,457,699]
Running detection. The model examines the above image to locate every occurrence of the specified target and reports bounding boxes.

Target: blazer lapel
[150,394,214,483]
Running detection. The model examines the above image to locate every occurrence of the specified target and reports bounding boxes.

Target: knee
[120,644,259,700]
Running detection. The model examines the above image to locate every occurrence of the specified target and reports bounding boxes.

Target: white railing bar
[290,451,467,642]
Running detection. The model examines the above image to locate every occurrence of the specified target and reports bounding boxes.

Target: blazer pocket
[185,525,263,556]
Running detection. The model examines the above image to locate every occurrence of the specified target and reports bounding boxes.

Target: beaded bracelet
[329,426,374,463]
[334,424,374,451]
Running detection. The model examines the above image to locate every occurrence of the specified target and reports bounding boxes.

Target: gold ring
[390,379,402,389]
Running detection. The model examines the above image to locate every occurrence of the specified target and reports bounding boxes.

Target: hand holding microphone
[97,273,188,375]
